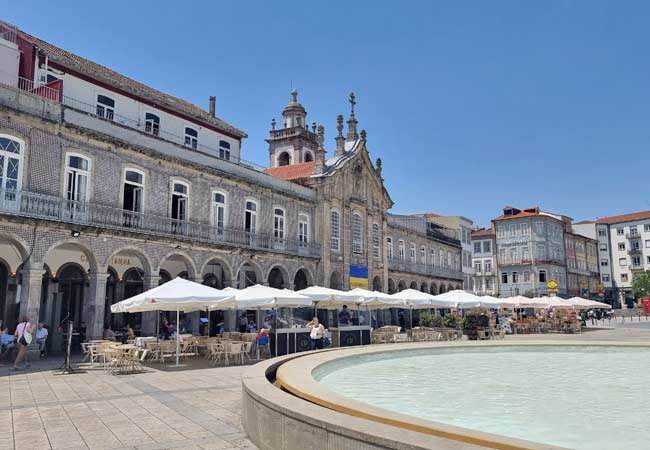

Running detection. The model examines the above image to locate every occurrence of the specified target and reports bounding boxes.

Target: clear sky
[6,1,650,226]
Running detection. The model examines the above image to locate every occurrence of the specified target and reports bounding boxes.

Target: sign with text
[349,265,368,289]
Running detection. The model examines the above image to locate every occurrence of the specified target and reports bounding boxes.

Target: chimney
[313,125,326,175]
[208,96,216,118]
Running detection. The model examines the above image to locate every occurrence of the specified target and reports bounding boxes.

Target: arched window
[409,243,416,263]
[219,140,231,160]
[184,127,198,149]
[65,153,91,203]
[273,207,286,249]
[278,152,291,166]
[386,237,393,260]
[123,168,144,213]
[145,113,160,136]
[352,212,363,254]
[372,223,380,258]
[245,199,258,245]
[211,190,227,234]
[331,210,340,251]
[299,213,309,245]
[0,135,24,192]
[398,240,405,261]
[96,94,115,120]
[304,151,314,162]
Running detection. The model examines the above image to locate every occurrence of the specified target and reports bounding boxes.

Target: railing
[5,74,62,102]
[626,232,641,240]
[498,257,565,266]
[269,126,318,142]
[0,22,17,43]
[0,189,321,258]
[61,96,266,171]
[628,248,642,255]
[387,258,464,280]
[630,264,645,271]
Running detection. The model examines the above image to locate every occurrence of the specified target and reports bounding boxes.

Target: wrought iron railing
[0,189,320,258]
[387,258,464,280]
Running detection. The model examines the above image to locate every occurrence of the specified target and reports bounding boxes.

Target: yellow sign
[547,280,558,290]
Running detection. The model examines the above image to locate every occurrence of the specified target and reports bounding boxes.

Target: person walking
[306,317,326,350]
[13,316,32,370]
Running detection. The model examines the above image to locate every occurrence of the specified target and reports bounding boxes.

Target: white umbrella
[433,290,484,309]
[543,296,575,309]
[297,286,364,309]
[390,289,436,309]
[208,284,313,310]
[110,277,235,366]
[350,288,406,308]
[566,297,612,310]
[477,295,514,309]
[506,295,546,309]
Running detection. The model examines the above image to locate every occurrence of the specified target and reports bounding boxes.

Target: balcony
[626,232,641,240]
[628,248,642,255]
[630,264,645,272]
[0,189,321,258]
[268,126,318,142]
[387,258,464,280]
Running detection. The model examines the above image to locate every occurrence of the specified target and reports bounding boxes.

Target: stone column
[140,275,160,336]
[19,268,45,323]
[85,269,108,340]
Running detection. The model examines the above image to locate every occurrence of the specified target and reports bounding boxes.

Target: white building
[574,211,650,307]
[471,228,497,295]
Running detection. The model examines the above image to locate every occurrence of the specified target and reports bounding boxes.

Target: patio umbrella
[390,289,437,329]
[541,296,575,309]
[297,286,364,309]
[110,277,235,366]
[566,297,612,310]
[349,288,406,330]
[433,290,484,309]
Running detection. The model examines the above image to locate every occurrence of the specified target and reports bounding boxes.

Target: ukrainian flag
[349,265,368,289]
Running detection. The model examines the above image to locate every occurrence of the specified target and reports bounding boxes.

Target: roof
[419,213,441,218]
[574,220,595,225]
[16,24,247,138]
[493,206,568,222]
[471,228,495,238]
[595,210,650,225]
[265,161,315,181]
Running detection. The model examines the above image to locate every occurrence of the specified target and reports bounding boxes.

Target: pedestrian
[13,316,32,371]
[239,313,248,333]
[306,316,326,350]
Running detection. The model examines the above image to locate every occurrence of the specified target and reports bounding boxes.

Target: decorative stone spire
[346,92,359,141]
[291,88,298,103]
[312,122,317,133]
[360,129,367,142]
[271,117,276,130]
[335,114,345,156]
[313,124,326,175]
[375,157,383,181]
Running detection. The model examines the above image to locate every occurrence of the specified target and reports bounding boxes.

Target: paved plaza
[1,321,649,450]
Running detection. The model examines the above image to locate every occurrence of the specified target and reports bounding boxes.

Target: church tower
[267,89,319,168]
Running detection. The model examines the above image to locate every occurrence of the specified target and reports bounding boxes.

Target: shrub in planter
[443,313,457,328]
[419,312,444,328]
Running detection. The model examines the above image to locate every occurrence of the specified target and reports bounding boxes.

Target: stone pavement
[0,358,258,450]
[1,323,649,450]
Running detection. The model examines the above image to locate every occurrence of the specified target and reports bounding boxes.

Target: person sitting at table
[103,325,116,342]
[306,317,326,350]
[338,305,351,326]
[126,324,135,340]
[35,323,48,356]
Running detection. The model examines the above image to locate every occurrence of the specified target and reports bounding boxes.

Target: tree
[632,271,650,300]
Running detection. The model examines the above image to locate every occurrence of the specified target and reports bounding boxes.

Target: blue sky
[6,1,650,226]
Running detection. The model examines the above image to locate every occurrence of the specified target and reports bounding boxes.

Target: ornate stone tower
[266,89,319,168]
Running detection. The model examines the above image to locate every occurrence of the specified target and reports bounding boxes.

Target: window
[598,229,607,237]
[602,274,610,282]
[409,243,416,263]
[618,243,625,251]
[485,261,492,273]
[330,210,340,251]
[212,191,227,233]
[273,208,285,246]
[372,223,380,258]
[485,278,492,290]
[647,256,650,264]
[522,246,529,260]
[219,140,231,160]
[510,247,518,262]
[621,273,628,282]
[501,272,508,284]
[387,237,393,260]
[538,270,547,283]
[499,248,506,263]
[483,241,491,253]
[299,214,309,245]
[245,200,258,241]
[96,94,115,120]
[521,223,529,235]
[0,135,23,192]
[646,240,650,249]
[474,242,481,253]
[144,113,160,136]
[523,271,531,282]
[629,226,639,236]
[535,221,544,234]
[430,248,436,266]
[399,240,405,261]
[509,225,516,236]
[123,169,144,214]
[599,244,607,252]
[600,259,609,267]
[65,154,91,204]
[421,246,426,265]
[645,224,650,232]
[619,258,627,266]
[617,228,624,235]
[512,272,518,283]
[352,213,363,254]
[632,256,641,266]
[184,127,198,149]
[536,244,545,259]
[170,180,189,221]
[632,240,640,250]
[474,262,481,274]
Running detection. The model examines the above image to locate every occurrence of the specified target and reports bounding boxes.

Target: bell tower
[267,89,319,168]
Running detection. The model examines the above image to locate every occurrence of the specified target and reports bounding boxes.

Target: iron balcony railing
[0,189,321,258]
[387,258,464,280]
[628,248,642,255]
[626,232,641,240]
[61,96,266,172]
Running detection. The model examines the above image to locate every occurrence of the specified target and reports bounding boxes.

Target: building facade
[470,228,497,295]
[0,22,463,341]
[564,232,599,298]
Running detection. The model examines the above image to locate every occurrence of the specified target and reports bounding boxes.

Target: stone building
[0,22,463,342]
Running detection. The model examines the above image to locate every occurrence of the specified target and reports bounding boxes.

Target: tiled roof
[595,211,650,225]
[265,162,315,181]
[492,211,541,221]
[419,213,441,218]
[471,227,494,238]
[17,26,247,138]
